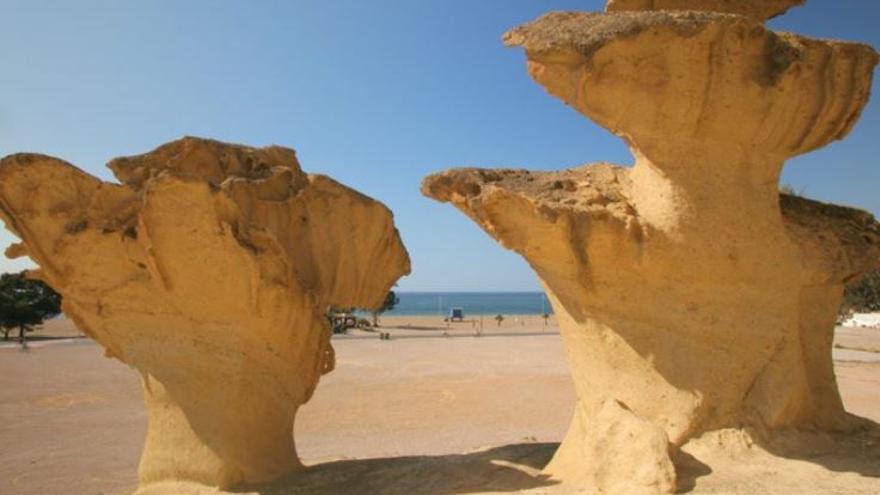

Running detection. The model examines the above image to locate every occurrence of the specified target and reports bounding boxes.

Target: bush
[840,268,880,318]
[0,271,62,342]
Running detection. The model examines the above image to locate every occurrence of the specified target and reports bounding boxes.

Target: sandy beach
[1,316,879,495]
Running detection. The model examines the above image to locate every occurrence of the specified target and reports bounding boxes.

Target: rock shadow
[335,332,559,341]
[246,443,559,495]
[673,419,880,493]
[754,416,880,479]
[671,449,713,493]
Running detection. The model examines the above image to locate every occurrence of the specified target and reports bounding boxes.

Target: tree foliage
[841,268,880,317]
[377,291,399,314]
[0,271,63,341]
[370,290,399,326]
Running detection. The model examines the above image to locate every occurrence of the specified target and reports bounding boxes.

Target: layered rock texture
[605,0,805,20]
[424,1,879,493]
[0,137,410,492]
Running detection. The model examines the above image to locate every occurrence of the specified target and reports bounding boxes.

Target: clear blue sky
[1,0,878,291]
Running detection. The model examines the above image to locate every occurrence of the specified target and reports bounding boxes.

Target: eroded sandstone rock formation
[605,0,804,20]
[423,1,879,493]
[0,137,410,492]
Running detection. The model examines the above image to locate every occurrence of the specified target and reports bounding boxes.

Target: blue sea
[386,292,552,316]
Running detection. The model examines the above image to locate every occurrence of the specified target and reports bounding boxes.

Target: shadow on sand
[757,416,880,479]
[674,417,880,493]
[335,331,559,341]
[245,443,559,495]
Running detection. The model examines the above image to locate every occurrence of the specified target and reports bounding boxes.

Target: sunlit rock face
[605,0,805,20]
[0,137,410,492]
[424,2,879,493]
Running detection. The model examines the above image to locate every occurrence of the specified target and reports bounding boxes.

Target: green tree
[371,290,399,327]
[839,268,880,321]
[0,271,62,343]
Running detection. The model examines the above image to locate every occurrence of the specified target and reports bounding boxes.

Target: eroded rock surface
[605,0,804,20]
[0,137,410,492]
[424,2,879,493]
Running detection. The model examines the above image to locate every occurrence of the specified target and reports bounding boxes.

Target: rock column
[423,2,879,492]
[0,137,410,491]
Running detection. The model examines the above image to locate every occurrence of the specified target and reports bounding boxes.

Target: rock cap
[605,0,805,21]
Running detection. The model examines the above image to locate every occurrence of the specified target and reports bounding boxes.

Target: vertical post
[542,294,547,331]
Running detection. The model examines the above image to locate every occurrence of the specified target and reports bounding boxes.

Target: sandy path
[1,319,878,495]
[0,320,572,495]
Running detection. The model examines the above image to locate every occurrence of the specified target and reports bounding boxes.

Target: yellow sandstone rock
[424,4,879,494]
[0,137,410,492]
[605,0,804,20]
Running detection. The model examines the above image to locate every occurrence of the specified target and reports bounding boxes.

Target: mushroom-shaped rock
[0,137,410,492]
[424,4,879,494]
[423,166,880,493]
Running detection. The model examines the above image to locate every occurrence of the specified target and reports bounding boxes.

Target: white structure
[842,313,880,328]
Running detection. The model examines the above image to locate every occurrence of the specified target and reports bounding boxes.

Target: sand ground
[1,316,879,495]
